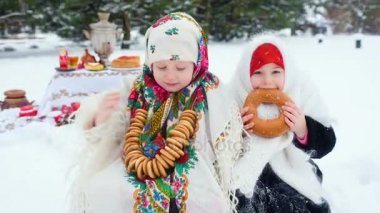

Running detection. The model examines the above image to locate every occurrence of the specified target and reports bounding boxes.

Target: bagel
[180,116,195,126]
[142,158,150,175]
[155,154,169,169]
[135,112,147,119]
[124,152,142,165]
[125,131,139,139]
[124,144,140,154]
[152,159,160,177]
[161,154,175,167]
[127,157,139,172]
[134,156,147,169]
[134,115,146,123]
[243,89,291,138]
[169,129,187,139]
[156,160,168,177]
[166,137,183,149]
[168,144,185,156]
[126,136,140,144]
[181,110,197,120]
[135,109,147,115]
[174,125,190,138]
[136,162,145,180]
[165,145,181,159]
[130,122,144,129]
[131,117,145,125]
[178,120,194,135]
[127,127,141,133]
[146,160,156,178]
[172,136,190,146]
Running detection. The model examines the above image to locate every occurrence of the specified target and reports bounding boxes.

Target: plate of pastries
[81,49,106,71]
[110,56,141,71]
[84,62,105,71]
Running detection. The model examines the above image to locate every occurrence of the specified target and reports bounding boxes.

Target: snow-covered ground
[0,35,380,212]
[0,33,80,59]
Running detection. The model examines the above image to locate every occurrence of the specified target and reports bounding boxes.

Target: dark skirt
[234,164,330,213]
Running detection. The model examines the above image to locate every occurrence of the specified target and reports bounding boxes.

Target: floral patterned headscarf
[128,12,218,141]
[128,12,216,111]
[126,12,219,212]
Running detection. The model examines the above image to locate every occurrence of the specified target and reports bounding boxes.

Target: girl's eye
[254,71,262,75]
[177,67,186,71]
[157,66,167,70]
[273,70,281,74]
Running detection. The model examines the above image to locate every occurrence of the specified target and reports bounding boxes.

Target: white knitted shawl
[230,35,334,204]
[68,79,242,213]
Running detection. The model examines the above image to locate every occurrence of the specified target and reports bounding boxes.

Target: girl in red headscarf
[230,35,336,213]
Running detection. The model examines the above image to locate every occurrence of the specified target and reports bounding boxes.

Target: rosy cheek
[278,77,285,90]
[279,83,284,90]
[249,78,256,89]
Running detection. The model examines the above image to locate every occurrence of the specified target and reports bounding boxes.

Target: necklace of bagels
[123,109,198,180]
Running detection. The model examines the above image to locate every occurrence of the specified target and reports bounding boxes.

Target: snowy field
[0,35,380,212]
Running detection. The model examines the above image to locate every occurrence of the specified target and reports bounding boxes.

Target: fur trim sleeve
[68,82,132,211]
[74,92,104,130]
[74,77,133,130]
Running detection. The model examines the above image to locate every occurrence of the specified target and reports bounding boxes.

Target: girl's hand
[241,107,254,133]
[282,102,307,138]
[94,92,122,126]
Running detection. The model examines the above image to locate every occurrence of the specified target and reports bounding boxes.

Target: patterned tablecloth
[38,68,140,114]
[0,68,140,133]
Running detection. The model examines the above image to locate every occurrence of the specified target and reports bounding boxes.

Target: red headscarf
[250,43,284,76]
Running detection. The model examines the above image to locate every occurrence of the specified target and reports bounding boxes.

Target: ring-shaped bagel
[244,89,291,138]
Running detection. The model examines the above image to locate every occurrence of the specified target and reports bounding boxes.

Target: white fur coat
[230,35,334,204]
[68,79,242,213]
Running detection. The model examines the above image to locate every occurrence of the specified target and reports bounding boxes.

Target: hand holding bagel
[243,89,291,138]
[242,89,308,139]
[241,107,254,134]
[282,101,307,139]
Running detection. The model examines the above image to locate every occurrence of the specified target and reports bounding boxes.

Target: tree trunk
[18,0,27,14]
[204,0,212,38]
[121,11,131,49]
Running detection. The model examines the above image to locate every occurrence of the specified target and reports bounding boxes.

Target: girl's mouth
[165,82,178,86]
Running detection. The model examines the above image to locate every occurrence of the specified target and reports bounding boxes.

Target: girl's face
[152,60,194,92]
[250,63,285,90]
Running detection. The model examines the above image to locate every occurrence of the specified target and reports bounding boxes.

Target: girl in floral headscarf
[70,12,240,213]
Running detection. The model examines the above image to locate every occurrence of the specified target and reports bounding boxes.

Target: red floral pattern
[152,15,172,28]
